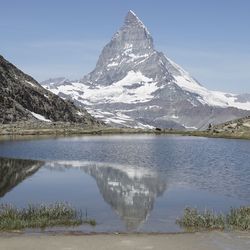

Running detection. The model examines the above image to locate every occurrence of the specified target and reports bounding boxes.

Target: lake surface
[0,135,249,232]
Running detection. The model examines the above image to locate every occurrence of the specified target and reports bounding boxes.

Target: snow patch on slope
[169,58,250,111]
[25,80,37,88]
[86,108,154,129]
[30,112,51,122]
[51,71,158,104]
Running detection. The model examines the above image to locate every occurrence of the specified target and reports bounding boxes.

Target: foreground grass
[177,207,250,231]
[0,203,96,231]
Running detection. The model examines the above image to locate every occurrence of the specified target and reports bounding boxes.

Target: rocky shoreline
[1,121,250,140]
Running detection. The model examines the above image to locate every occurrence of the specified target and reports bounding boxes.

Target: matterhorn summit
[42,11,250,129]
[81,10,156,87]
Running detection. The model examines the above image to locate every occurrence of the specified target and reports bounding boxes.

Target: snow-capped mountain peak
[124,10,151,35]
[42,11,250,130]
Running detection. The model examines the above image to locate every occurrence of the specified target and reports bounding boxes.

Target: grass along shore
[1,121,250,140]
[1,203,249,232]
[0,203,95,231]
[177,207,250,231]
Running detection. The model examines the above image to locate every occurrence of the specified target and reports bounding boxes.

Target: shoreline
[0,122,250,140]
[0,229,246,236]
[0,231,249,250]
[0,231,209,236]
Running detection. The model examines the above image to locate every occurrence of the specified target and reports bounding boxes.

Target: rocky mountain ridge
[0,55,101,126]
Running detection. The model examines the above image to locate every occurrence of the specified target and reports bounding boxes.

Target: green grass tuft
[0,203,96,231]
[177,207,250,231]
[227,207,250,230]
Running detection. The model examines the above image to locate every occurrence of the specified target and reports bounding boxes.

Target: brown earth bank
[0,232,250,250]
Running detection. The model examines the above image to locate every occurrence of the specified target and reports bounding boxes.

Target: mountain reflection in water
[0,157,43,197]
[0,158,167,231]
[47,161,167,231]
[85,164,166,230]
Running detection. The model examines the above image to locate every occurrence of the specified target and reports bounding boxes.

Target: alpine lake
[0,134,249,233]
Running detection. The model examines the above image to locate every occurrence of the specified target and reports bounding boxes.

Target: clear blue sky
[1,0,250,93]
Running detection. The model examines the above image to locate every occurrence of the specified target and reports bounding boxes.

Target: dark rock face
[0,55,101,126]
[42,11,250,130]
